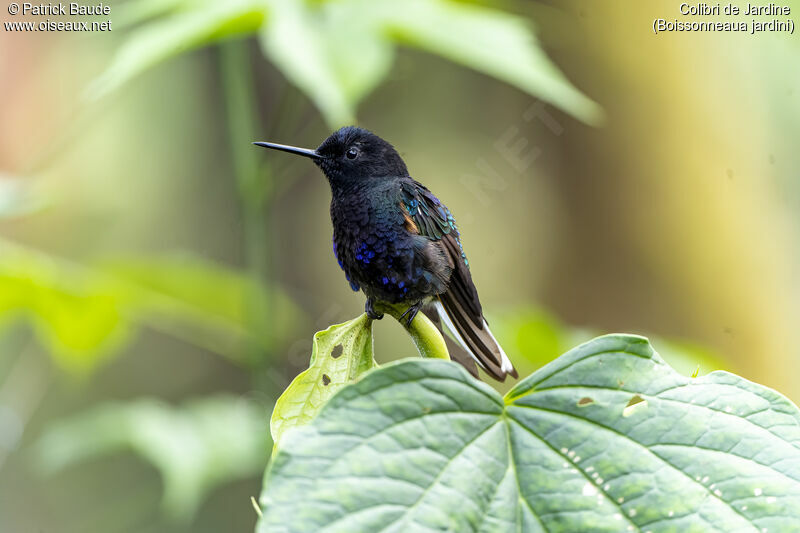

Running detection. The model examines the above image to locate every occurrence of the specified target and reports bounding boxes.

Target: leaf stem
[377,304,450,361]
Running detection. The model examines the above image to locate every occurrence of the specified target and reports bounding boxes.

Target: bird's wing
[399,180,481,316]
[399,180,517,381]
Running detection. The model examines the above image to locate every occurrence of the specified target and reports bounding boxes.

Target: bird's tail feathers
[433,298,517,381]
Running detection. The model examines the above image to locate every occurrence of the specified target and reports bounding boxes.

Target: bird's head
[254,126,408,189]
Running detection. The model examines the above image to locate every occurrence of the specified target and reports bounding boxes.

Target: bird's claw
[365,299,384,320]
[400,302,423,328]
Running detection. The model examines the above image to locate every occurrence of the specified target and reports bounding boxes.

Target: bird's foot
[365,299,384,320]
[399,301,423,328]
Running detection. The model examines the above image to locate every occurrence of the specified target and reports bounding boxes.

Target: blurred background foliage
[1,0,798,531]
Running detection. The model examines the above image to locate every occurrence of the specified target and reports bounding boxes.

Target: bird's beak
[252,141,321,160]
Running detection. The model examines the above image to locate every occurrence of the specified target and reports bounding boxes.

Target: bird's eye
[346,147,358,159]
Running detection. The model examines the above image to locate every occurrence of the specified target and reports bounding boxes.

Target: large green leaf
[36,395,269,521]
[258,334,800,532]
[270,314,376,448]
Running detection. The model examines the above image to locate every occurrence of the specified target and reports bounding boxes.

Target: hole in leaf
[331,344,343,359]
[577,397,595,407]
[622,394,647,417]
[322,374,331,386]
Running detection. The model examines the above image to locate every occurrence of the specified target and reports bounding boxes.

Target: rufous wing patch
[401,202,419,234]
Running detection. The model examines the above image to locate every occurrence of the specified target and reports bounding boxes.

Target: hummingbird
[254,126,517,382]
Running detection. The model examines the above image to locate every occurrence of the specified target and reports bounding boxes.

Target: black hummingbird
[254,126,517,382]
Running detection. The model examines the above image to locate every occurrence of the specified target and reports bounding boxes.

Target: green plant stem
[219,40,272,360]
[377,304,450,360]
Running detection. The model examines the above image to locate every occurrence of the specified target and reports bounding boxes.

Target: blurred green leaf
[491,306,728,377]
[258,0,393,128]
[93,0,600,126]
[100,253,275,333]
[260,337,800,531]
[490,307,568,369]
[36,395,269,521]
[270,314,376,449]
[101,254,254,323]
[380,0,603,124]
[87,0,267,99]
[0,239,298,372]
[99,253,302,363]
[114,0,188,29]
[0,243,128,373]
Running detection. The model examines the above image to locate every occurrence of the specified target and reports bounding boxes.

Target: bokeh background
[2,0,799,531]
